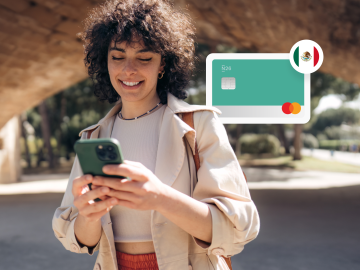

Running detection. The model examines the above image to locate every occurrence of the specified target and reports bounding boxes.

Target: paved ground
[2,168,360,195]
[0,185,359,270]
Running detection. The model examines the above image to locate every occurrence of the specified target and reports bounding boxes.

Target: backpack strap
[182,112,201,171]
[181,111,234,270]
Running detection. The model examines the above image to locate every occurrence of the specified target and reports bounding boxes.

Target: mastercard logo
[282,102,301,114]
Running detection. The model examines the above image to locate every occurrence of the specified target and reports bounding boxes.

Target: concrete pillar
[0,115,22,183]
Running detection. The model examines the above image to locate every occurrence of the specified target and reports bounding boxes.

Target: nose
[123,59,137,76]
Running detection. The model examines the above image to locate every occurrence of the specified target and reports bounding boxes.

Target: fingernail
[111,199,117,204]
[102,187,109,193]
[86,175,92,180]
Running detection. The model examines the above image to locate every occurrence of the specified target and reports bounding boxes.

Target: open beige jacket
[52,92,260,270]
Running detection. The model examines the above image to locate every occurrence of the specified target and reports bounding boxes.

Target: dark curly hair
[79,0,197,104]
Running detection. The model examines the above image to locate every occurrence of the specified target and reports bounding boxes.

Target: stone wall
[0,116,21,183]
[1,0,359,129]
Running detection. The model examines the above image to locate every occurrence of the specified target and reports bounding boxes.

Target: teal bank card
[206,54,311,124]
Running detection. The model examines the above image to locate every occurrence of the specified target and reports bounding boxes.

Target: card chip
[221,77,236,89]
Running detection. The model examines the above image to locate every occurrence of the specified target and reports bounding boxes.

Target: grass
[239,155,360,174]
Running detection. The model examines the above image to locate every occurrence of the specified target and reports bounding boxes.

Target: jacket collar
[78,92,221,138]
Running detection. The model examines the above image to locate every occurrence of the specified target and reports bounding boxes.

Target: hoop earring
[158,70,165,79]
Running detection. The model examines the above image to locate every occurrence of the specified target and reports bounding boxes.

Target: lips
[119,80,144,89]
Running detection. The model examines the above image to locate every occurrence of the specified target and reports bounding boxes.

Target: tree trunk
[20,113,31,168]
[56,92,67,165]
[38,101,55,168]
[235,124,243,158]
[293,124,303,160]
[277,124,290,154]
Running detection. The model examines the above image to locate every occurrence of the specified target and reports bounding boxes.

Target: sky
[313,94,360,114]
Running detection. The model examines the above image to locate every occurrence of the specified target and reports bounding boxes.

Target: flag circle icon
[282,102,301,114]
[289,40,324,74]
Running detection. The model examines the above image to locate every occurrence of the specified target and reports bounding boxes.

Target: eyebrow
[109,47,153,53]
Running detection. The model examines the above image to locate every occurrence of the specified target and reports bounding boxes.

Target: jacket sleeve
[191,110,260,257]
[52,131,101,255]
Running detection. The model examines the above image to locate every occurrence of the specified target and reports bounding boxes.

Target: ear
[159,58,166,72]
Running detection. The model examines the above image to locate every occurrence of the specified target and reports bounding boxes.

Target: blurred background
[0,0,359,269]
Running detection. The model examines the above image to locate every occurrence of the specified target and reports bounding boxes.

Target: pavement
[0,168,359,270]
[1,168,360,195]
[1,184,359,270]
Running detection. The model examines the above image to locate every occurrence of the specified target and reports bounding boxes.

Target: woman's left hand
[92,160,168,211]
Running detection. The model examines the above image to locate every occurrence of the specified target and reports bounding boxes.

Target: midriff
[115,241,155,254]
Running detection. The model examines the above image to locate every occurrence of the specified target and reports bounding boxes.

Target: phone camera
[96,144,117,161]
[98,149,106,157]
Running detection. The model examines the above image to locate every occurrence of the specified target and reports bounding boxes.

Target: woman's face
[107,39,165,103]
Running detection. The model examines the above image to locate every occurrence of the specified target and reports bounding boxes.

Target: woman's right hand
[72,174,118,223]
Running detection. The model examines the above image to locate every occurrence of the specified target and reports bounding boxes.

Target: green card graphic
[212,59,304,106]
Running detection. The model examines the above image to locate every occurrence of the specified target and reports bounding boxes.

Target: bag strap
[181,111,234,270]
[87,130,93,139]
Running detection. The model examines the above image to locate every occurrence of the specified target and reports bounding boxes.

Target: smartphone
[74,138,127,202]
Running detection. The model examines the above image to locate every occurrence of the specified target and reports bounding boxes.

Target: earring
[158,70,165,79]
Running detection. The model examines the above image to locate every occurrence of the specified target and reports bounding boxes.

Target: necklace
[118,102,162,120]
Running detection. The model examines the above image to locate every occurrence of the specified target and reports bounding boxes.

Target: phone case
[74,138,127,201]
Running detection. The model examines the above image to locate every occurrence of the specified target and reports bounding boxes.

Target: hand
[72,174,119,222]
[92,160,168,211]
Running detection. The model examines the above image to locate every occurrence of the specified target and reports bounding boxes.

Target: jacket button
[188,265,193,270]
[211,248,225,256]
[95,263,101,270]
[70,243,79,253]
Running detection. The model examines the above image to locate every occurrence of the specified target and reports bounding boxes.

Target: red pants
[116,251,159,270]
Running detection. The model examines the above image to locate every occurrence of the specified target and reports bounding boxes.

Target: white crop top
[110,104,165,242]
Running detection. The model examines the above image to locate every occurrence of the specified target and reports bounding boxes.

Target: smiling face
[107,37,165,104]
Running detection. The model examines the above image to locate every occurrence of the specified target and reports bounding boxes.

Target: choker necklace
[118,102,162,120]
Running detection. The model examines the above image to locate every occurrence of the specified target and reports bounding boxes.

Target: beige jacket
[52,92,260,270]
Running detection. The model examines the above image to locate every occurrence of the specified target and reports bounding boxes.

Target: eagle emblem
[301,51,312,62]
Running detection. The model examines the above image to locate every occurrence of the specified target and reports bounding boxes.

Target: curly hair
[79,0,197,104]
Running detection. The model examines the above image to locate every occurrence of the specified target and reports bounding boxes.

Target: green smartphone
[74,138,127,202]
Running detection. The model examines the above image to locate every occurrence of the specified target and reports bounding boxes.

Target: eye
[139,58,152,62]
[112,56,123,60]
[112,56,124,60]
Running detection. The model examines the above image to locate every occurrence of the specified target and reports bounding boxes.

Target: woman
[52,1,260,270]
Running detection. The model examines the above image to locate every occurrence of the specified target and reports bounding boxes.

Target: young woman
[52,1,260,270]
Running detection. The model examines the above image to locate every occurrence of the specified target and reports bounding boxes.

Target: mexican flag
[293,45,319,67]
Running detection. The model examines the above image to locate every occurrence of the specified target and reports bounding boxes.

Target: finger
[75,187,110,208]
[117,199,136,209]
[107,189,139,202]
[72,175,93,196]
[93,176,140,192]
[102,164,148,182]
[81,184,90,195]
[80,197,118,216]
[91,184,112,201]
[84,203,115,221]
[123,160,144,168]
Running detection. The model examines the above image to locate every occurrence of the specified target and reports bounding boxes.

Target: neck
[120,93,161,119]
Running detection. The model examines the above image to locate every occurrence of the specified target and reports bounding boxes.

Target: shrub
[239,134,281,156]
[302,133,319,149]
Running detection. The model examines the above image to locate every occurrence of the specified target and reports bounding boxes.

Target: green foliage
[319,140,360,151]
[322,125,360,140]
[239,133,281,156]
[302,133,319,149]
[311,72,360,111]
[309,107,360,134]
[25,78,114,156]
